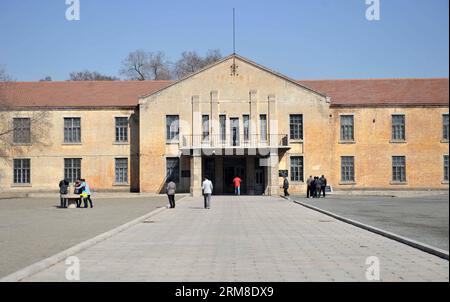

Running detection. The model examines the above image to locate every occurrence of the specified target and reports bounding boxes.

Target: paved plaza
[0,195,169,277]
[20,196,449,282]
[294,193,449,251]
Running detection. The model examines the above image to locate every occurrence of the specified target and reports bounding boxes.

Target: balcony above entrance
[180,134,291,153]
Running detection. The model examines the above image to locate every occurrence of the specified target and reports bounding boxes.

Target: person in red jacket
[233,176,242,195]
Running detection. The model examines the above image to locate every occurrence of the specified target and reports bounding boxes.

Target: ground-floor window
[13,159,31,184]
[115,158,128,184]
[392,156,406,183]
[341,156,355,182]
[290,156,304,182]
[166,157,180,182]
[64,158,81,183]
[444,155,449,182]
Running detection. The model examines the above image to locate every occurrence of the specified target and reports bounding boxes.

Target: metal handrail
[182,134,289,148]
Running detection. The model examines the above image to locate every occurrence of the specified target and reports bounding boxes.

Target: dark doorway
[223,157,246,194]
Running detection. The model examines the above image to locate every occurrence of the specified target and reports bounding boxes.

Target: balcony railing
[181,134,290,149]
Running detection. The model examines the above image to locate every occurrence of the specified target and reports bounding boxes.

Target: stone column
[250,90,258,150]
[246,156,255,195]
[268,94,278,147]
[267,151,280,196]
[190,151,202,197]
[192,95,201,148]
[210,91,219,139]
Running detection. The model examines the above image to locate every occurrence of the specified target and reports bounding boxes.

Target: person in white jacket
[201,176,214,209]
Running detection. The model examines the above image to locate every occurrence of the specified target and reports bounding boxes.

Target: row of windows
[167,114,270,142]
[289,155,449,183]
[12,117,129,145]
[339,114,449,142]
[12,158,129,185]
[165,113,450,142]
[11,114,449,145]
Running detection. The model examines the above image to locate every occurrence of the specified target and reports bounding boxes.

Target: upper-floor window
[13,118,31,144]
[166,115,179,142]
[115,117,128,142]
[260,114,267,142]
[392,156,406,183]
[202,115,210,142]
[340,115,354,142]
[443,114,449,141]
[243,115,250,142]
[64,117,81,143]
[13,159,31,184]
[219,115,226,142]
[290,114,303,140]
[392,114,406,141]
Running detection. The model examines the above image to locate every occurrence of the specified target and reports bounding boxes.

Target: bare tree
[39,76,53,82]
[174,49,222,79]
[0,65,13,82]
[69,70,119,81]
[120,50,172,81]
[0,69,51,164]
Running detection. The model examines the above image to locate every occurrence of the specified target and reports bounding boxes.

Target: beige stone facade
[0,55,448,195]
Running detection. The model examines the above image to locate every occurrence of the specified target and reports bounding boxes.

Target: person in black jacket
[315,176,322,198]
[282,176,290,197]
[320,175,327,198]
[59,179,69,208]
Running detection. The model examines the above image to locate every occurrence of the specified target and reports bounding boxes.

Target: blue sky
[0,0,448,81]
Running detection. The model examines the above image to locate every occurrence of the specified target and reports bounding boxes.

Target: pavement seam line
[282,196,449,261]
[0,195,188,282]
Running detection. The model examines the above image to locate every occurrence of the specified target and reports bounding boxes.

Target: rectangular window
[341,156,355,182]
[290,156,304,182]
[444,155,449,182]
[290,114,303,140]
[115,158,128,184]
[260,114,267,142]
[64,117,81,143]
[340,115,354,141]
[243,115,250,142]
[392,156,406,183]
[166,158,180,182]
[202,115,209,142]
[392,115,406,141]
[13,159,30,184]
[64,158,81,183]
[443,114,449,140]
[13,118,31,144]
[115,117,128,142]
[166,115,179,141]
[219,115,226,142]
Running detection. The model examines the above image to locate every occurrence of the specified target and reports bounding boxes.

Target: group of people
[306,175,328,198]
[59,178,93,208]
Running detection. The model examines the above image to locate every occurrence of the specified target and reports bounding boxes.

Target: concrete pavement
[20,196,449,282]
[295,194,449,251]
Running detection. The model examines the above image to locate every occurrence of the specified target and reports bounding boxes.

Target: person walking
[202,176,213,209]
[80,179,93,208]
[282,176,290,197]
[166,178,176,208]
[59,179,69,208]
[233,175,242,196]
[306,175,313,198]
[320,175,327,198]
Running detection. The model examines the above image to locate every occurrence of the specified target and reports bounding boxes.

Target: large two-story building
[0,55,448,196]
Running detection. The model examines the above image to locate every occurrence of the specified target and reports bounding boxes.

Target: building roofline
[138,53,328,100]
